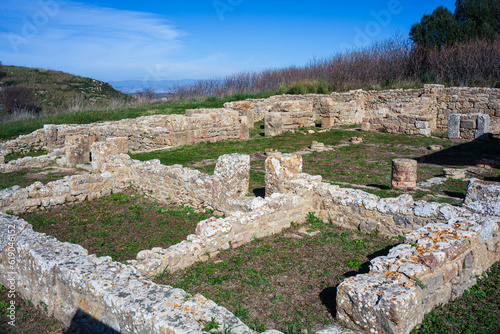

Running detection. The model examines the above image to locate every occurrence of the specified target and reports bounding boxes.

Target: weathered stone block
[460,119,476,129]
[337,274,423,334]
[65,135,90,166]
[265,112,284,137]
[447,114,460,139]
[44,124,58,151]
[106,137,129,154]
[391,159,417,191]
[213,154,250,205]
[463,178,500,216]
[239,116,250,140]
[0,156,4,164]
[265,153,302,196]
[91,141,118,172]
[476,114,490,140]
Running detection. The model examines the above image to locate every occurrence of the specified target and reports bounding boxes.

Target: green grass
[0,65,130,112]
[19,190,213,263]
[412,262,500,334]
[0,90,277,140]
[0,167,78,189]
[4,149,47,162]
[154,213,400,332]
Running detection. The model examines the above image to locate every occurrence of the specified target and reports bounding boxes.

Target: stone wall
[254,86,499,137]
[1,140,500,333]
[1,109,247,154]
[0,213,254,334]
[447,113,490,140]
[337,214,500,334]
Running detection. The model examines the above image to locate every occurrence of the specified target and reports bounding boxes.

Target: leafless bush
[170,37,500,99]
[136,89,156,101]
[1,86,38,113]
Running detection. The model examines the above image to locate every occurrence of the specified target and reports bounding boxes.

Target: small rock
[284,233,304,239]
[443,168,467,179]
[298,227,321,237]
[428,145,443,151]
[308,130,315,134]
[350,137,363,144]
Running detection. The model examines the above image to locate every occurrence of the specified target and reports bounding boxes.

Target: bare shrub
[1,86,38,113]
[170,36,499,100]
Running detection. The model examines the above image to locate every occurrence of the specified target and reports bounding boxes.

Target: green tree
[410,6,462,47]
[455,0,500,40]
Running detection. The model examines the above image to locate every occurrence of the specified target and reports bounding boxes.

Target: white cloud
[0,0,203,81]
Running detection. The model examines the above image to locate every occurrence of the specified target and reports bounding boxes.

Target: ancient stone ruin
[1,86,499,334]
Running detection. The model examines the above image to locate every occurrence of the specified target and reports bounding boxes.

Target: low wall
[0,154,58,173]
[337,214,500,334]
[1,143,499,334]
[1,109,247,154]
[0,213,253,334]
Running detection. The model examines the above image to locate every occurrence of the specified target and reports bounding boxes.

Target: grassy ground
[412,262,500,334]
[0,167,83,189]
[132,126,500,203]
[0,283,70,334]
[154,213,401,332]
[0,91,275,140]
[19,189,213,263]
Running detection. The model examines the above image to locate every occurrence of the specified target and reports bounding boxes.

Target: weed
[202,317,221,331]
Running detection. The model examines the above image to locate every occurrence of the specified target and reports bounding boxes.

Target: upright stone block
[44,124,58,151]
[476,114,490,140]
[265,112,284,137]
[447,114,460,139]
[391,159,417,191]
[64,135,90,166]
[0,156,4,164]
[212,154,250,204]
[265,153,302,196]
[106,137,129,154]
[239,116,250,140]
[463,179,500,216]
[91,141,118,172]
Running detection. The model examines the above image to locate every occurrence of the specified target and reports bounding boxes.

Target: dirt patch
[19,189,213,263]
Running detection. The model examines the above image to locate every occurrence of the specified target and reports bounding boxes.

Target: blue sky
[0,0,457,82]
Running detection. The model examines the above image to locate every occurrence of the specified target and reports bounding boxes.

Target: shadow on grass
[417,138,500,167]
[367,184,391,190]
[319,244,396,318]
[252,187,266,198]
[64,309,119,334]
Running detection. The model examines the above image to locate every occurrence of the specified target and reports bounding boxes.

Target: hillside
[0,65,131,113]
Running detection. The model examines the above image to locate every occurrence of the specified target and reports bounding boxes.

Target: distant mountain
[108,79,199,94]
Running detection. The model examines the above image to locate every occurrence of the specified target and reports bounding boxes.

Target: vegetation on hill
[0,64,131,122]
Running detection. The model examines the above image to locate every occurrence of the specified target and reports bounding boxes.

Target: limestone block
[107,137,129,154]
[272,100,313,113]
[443,168,467,179]
[415,121,429,129]
[239,116,250,140]
[265,153,302,196]
[65,135,90,166]
[265,112,284,137]
[44,124,58,151]
[91,141,118,172]
[463,179,500,216]
[0,156,4,164]
[447,114,460,139]
[460,119,476,129]
[213,154,250,204]
[337,273,423,334]
[391,159,417,191]
[321,116,335,128]
[476,114,490,140]
[361,122,371,131]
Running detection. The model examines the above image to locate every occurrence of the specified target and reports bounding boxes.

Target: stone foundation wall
[1,109,246,154]
[337,214,500,334]
[0,213,253,334]
[0,154,58,173]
